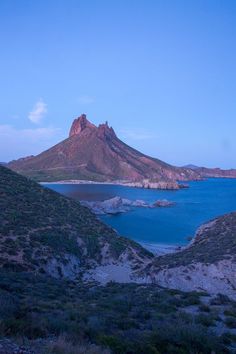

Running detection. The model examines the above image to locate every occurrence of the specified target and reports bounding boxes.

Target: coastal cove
[45,178,236,251]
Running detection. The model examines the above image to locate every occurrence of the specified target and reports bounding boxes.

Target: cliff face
[69,114,96,137]
[8,114,200,185]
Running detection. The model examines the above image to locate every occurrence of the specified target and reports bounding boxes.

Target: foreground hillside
[1,272,235,354]
[1,165,236,298]
[0,165,151,279]
[1,165,236,296]
[1,166,236,352]
[8,114,199,187]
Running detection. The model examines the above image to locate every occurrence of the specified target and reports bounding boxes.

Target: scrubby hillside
[144,212,236,299]
[1,166,236,352]
[0,272,234,354]
[0,166,151,279]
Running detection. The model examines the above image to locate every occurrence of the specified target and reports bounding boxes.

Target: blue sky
[0,0,235,168]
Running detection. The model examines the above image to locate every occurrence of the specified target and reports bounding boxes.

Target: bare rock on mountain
[69,114,96,137]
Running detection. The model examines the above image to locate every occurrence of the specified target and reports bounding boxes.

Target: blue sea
[45,179,236,247]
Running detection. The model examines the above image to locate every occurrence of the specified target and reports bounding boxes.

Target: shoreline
[140,241,183,256]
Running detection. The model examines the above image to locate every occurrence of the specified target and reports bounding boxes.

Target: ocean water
[45,179,236,247]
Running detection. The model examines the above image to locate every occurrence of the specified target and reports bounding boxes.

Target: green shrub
[225,316,236,329]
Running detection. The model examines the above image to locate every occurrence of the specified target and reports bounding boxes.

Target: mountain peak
[69,115,116,139]
[69,114,96,137]
[98,121,117,139]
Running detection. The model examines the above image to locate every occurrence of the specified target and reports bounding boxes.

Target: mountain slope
[0,165,152,279]
[8,114,199,185]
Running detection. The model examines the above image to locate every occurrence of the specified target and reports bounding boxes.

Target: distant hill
[183,164,236,178]
[183,164,200,170]
[196,166,236,178]
[0,165,151,279]
[8,114,199,186]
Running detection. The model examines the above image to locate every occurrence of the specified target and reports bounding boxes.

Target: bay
[45,178,236,247]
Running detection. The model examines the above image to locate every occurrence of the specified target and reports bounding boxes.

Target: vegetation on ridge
[0,165,151,276]
[1,165,236,353]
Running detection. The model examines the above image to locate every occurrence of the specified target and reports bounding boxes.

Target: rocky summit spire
[97,122,116,139]
[69,114,95,137]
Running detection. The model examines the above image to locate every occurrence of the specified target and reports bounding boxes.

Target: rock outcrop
[81,196,175,215]
[69,114,96,137]
[122,179,181,190]
[8,114,200,187]
[153,199,175,207]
